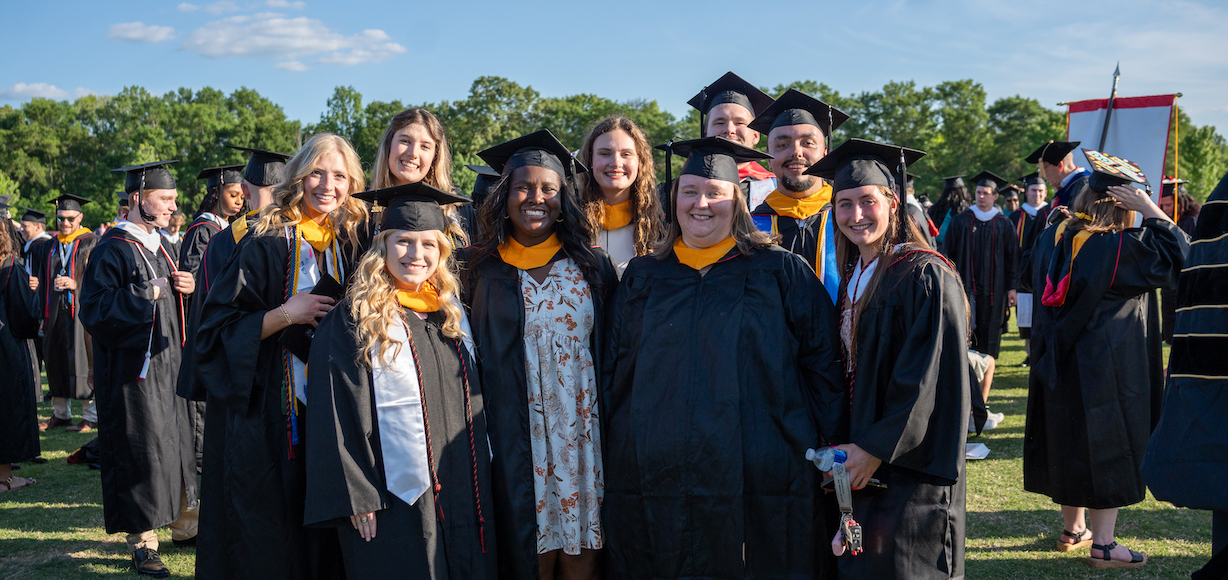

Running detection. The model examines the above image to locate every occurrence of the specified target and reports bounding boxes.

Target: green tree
[986,95,1066,182]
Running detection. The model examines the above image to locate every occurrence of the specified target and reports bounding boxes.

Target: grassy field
[0,323,1214,579]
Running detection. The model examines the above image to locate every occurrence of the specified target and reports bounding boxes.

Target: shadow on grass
[0,537,196,579]
[966,554,1210,580]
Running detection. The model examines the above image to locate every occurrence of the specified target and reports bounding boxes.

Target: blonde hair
[1068,187,1134,234]
[370,108,468,246]
[348,229,466,368]
[577,116,665,255]
[652,176,774,258]
[254,133,369,252]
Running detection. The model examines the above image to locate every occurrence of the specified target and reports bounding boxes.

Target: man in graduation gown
[19,207,52,376]
[1142,170,1228,579]
[80,161,201,577]
[38,194,100,432]
[1007,172,1050,364]
[0,195,25,258]
[748,88,849,303]
[1028,140,1089,210]
[906,174,937,247]
[941,171,1019,358]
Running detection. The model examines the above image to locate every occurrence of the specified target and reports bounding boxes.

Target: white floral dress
[521,257,604,555]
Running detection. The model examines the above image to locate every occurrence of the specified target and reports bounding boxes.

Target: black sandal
[1056,528,1092,552]
[1086,541,1146,569]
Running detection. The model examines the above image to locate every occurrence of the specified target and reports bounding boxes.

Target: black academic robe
[835,247,970,580]
[305,302,498,580]
[174,215,225,472]
[21,234,51,382]
[750,200,833,275]
[39,231,98,400]
[0,257,42,464]
[1159,211,1200,343]
[907,203,936,248]
[601,245,844,580]
[194,227,358,580]
[941,210,1019,357]
[1051,169,1090,209]
[4,219,24,259]
[1023,218,1188,509]
[1143,174,1228,512]
[457,246,618,580]
[78,228,198,534]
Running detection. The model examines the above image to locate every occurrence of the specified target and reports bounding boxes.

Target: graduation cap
[998,183,1022,197]
[970,170,1010,191]
[0,194,11,209]
[227,145,292,187]
[805,138,927,243]
[197,164,246,193]
[20,207,46,224]
[941,175,967,190]
[688,72,774,117]
[1021,172,1045,187]
[354,182,470,233]
[656,137,772,185]
[466,164,501,206]
[905,173,919,189]
[477,129,588,182]
[747,88,849,140]
[1160,177,1189,197]
[50,193,93,213]
[1082,149,1148,193]
[1025,141,1080,165]
[111,160,179,194]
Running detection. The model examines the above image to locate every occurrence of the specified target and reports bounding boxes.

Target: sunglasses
[56,215,82,222]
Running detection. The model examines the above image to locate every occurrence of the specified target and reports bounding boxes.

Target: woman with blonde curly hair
[577,116,664,274]
[304,182,496,579]
[371,108,476,245]
[194,132,370,580]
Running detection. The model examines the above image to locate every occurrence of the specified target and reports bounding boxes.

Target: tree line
[2,76,1223,228]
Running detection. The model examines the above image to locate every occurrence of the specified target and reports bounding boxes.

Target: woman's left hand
[350,512,377,542]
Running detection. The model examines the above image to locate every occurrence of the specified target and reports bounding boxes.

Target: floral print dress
[520,257,604,555]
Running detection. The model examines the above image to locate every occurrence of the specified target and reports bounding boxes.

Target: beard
[779,173,816,194]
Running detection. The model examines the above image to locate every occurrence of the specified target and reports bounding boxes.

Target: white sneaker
[984,412,1005,430]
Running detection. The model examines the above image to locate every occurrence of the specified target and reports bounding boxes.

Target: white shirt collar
[1021,202,1047,217]
[1060,168,1085,188]
[971,206,1001,222]
[200,212,227,228]
[24,232,51,252]
[115,220,164,253]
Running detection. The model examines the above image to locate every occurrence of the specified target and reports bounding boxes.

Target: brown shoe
[66,420,96,433]
[131,548,170,577]
[39,416,73,431]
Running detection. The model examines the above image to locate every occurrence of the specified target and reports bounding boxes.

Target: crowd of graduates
[0,71,1225,580]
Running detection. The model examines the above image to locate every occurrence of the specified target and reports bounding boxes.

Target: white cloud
[178,3,199,11]
[107,22,176,43]
[0,83,69,100]
[204,1,240,14]
[266,0,306,8]
[72,88,101,98]
[183,14,405,67]
[276,60,309,71]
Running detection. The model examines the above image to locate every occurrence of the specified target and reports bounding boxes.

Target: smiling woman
[577,116,664,274]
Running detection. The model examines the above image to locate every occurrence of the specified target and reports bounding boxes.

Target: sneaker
[984,412,1005,430]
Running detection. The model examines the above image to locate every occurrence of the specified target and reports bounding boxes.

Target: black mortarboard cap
[1083,149,1148,193]
[197,165,246,192]
[970,170,1010,191]
[116,190,131,204]
[998,183,1022,196]
[354,182,470,233]
[805,138,926,193]
[905,173,919,188]
[748,88,849,135]
[941,175,967,189]
[51,193,94,213]
[466,164,501,206]
[20,207,46,223]
[477,129,588,180]
[1025,141,1080,165]
[1021,172,1045,187]
[656,137,772,185]
[111,160,179,194]
[0,194,11,209]
[227,145,292,187]
[687,71,774,117]
[1160,177,1189,197]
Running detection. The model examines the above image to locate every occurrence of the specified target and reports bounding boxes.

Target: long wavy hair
[348,229,465,368]
[928,181,970,226]
[254,133,369,252]
[370,108,468,246]
[1067,187,1134,234]
[0,219,12,263]
[652,177,774,258]
[577,116,665,255]
[471,169,605,295]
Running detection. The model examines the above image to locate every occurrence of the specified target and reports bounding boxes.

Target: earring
[501,212,509,220]
[556,216,564,223]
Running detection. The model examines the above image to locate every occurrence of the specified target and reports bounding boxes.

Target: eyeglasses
[56,215,81,222]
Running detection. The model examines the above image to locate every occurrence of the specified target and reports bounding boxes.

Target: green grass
[0,325,1215,578]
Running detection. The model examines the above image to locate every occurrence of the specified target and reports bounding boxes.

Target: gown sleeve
[779,252,847,445]
[78,240,159,349]
[2,258,41,339]
[304,304,387,526]
[1104,218,1190,300]
[179,222,215,276]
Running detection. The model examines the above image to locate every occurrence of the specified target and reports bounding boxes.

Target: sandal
[0,475,36,493]
[1086,541,1147,569]
[1056,528,1093,552]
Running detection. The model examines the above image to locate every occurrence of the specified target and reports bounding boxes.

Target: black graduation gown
[21,234,51,383]
[1051,169,1090,209]
[194,228,355,580]
[1023,218,1189,509]
[835,248,970,580]
[39,231,98,400]
[305,303,498,580]
[941,210,1019,357]
[750,200,833,274]
[0,257,42,464]
[907,203,936,248]
[78,228,198,533]
[457,247,618,580]
[602,246,844,580]
[175,215,225,472]
[1143,174,1228,512]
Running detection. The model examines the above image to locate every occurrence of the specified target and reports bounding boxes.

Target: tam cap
[197,165,246,192]
[466,164,500,206]
[227,145,292,187]
[354,182,470,233]
[20,207,46,223]
[1021,172,1045,187]
[1025,141,1080,165]
[112,160,179,194]
[478,129,587,181]
[748,88,849,136]
[51,193,94,213]
[687,72,774,118]
[970,170,1010,191]
[805,138,926,193]
[1083,149,1148,193]
[656,137,773,185]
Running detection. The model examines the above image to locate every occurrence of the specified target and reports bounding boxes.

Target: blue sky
[3,0,1226,133]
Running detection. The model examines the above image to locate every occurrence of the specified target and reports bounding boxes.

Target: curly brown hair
[577,116,665,256]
